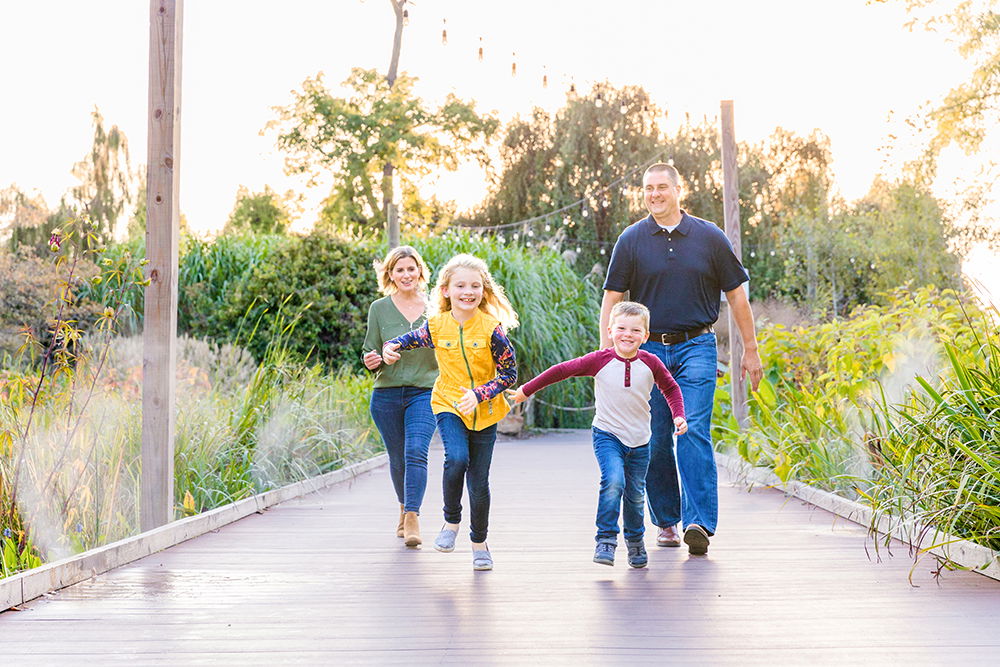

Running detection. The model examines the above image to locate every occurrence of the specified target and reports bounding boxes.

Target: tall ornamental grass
[413,231,601,428]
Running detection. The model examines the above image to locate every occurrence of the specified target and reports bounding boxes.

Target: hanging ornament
[619,103,628,114]
[402,8,410,26]
[542,65,548,88]
[563,216,571,226]
[511,52,517,77]
[478,36,484,62]
[642,104,649,113]
[595,92,604,108]
[545,223,551,232]
[600,247,606,255]
[441,18,447,45]
[569,80,576,96]
[582,205,590,218]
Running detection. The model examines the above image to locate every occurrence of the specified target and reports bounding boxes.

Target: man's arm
[723,285,763,391]
[599,290,625,349]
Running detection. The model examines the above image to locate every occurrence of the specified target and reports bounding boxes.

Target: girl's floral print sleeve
[387,323,434,350]
[472,325,517,402]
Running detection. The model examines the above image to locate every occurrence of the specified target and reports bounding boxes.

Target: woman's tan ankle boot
[403,511,421,547]
[396,504,405,538]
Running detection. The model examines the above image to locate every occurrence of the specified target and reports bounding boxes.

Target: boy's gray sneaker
[434,526,457,552]
[593,542,616,566]
[472,548,493,571]
[627,541,648,568]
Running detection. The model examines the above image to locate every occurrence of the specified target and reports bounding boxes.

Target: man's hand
[456,387,479,415]
[673,417,688,436]
[381,342,402,365]
[741,347,763,392]
[362,350,382,370]
[506,387,527,405]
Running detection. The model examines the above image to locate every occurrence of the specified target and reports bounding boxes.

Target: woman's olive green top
[362,296,438,389]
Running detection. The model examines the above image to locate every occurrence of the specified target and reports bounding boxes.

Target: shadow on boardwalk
[2,430,999,664]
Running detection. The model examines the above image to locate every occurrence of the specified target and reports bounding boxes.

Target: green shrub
[221,233,380,368]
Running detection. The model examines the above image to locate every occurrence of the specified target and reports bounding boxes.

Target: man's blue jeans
[592,427,650,545]
[642,332,719,535]
[369,387,435,513]
[436,412,497,544]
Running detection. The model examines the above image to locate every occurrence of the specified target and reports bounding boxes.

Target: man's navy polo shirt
[603,212,749,333]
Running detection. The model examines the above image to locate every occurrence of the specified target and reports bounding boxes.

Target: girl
[363,246,438,547]
[383,253,518,570]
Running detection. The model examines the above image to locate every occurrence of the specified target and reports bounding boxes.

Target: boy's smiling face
[608,313,649,358]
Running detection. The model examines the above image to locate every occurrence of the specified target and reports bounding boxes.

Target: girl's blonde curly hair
[431,253,519,331]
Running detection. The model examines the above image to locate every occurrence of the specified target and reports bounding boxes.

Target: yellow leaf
[183,490,196,514]
[881,352,896,373]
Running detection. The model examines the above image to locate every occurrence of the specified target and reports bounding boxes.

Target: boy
[508,301,687,567]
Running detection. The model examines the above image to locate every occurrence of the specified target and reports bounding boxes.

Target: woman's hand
[382,342,402,365]
[673,417,688,436]
[456,387,479,415]
[362,350,382,370]
[506,387,527,405]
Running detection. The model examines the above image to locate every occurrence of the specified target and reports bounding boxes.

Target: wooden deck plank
[2,430,998,664]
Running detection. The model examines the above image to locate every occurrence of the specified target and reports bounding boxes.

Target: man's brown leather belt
[649,326,713,345]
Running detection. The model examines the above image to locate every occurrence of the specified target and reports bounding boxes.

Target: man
[599,162,762,555]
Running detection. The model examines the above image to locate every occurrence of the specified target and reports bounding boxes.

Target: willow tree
[71,108,134,244]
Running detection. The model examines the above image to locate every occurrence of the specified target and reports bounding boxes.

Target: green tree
[894,0,1000,154]
[71,108,134,244]
[223,186,294,235]
[268,68,497,238]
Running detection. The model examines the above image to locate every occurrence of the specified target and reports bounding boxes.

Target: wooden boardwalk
[2,430,999,664]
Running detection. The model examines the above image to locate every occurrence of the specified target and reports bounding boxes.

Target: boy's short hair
[610,301,650,331]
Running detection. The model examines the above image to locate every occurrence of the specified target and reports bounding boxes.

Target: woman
[362,246,437,547]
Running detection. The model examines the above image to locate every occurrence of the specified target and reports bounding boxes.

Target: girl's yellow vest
[427,309,511,431]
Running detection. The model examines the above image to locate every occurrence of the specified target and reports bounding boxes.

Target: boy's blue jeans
[369,387,435,513]
[592,427,650,545]
[642,332,720,535]
[436,412,497,544]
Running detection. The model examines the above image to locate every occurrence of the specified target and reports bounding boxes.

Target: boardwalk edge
[0,453,388,611]
[716,451,1000,581]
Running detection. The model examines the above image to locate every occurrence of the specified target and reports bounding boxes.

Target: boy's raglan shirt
[521,349,685,447]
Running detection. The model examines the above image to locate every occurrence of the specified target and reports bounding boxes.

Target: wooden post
[142,0,183,531]
[720,100,749,430]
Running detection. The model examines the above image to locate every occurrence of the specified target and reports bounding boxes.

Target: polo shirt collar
[644,211,693,236]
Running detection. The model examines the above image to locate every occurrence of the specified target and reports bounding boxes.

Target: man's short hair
[643,162,682,187]
[610,301,650,331]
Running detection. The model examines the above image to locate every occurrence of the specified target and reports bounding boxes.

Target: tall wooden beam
[142,0,183,531]
[720,100,749,429]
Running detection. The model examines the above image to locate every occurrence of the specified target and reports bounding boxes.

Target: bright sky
[0,0,997,299]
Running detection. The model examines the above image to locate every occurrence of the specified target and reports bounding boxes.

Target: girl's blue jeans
[436,412,497,544]
[369,387,435,513]
[592,427,650,545]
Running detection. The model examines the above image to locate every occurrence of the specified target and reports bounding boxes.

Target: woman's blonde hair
[373,245,430,296]
[432,253,519,331]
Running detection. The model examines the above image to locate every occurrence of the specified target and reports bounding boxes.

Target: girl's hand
[673,417,688,436]
[456,387,479,415]
[506,387,527,405]
[382,343,402,365]
[362,350,382,370]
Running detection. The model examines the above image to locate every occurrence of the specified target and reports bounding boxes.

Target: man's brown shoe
[683,524,710,555]
[396,504,405,538]
[656,525,681,547]
[403,511,422,547]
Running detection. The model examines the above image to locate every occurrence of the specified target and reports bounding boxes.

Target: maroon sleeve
[639,351,685,420]
[521,349,612,396]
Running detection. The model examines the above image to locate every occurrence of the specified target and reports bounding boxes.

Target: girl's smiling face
[443,267,484,318]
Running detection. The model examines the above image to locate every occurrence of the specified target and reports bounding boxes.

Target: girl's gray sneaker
[434,526,458,552]
[472,548,493,570]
